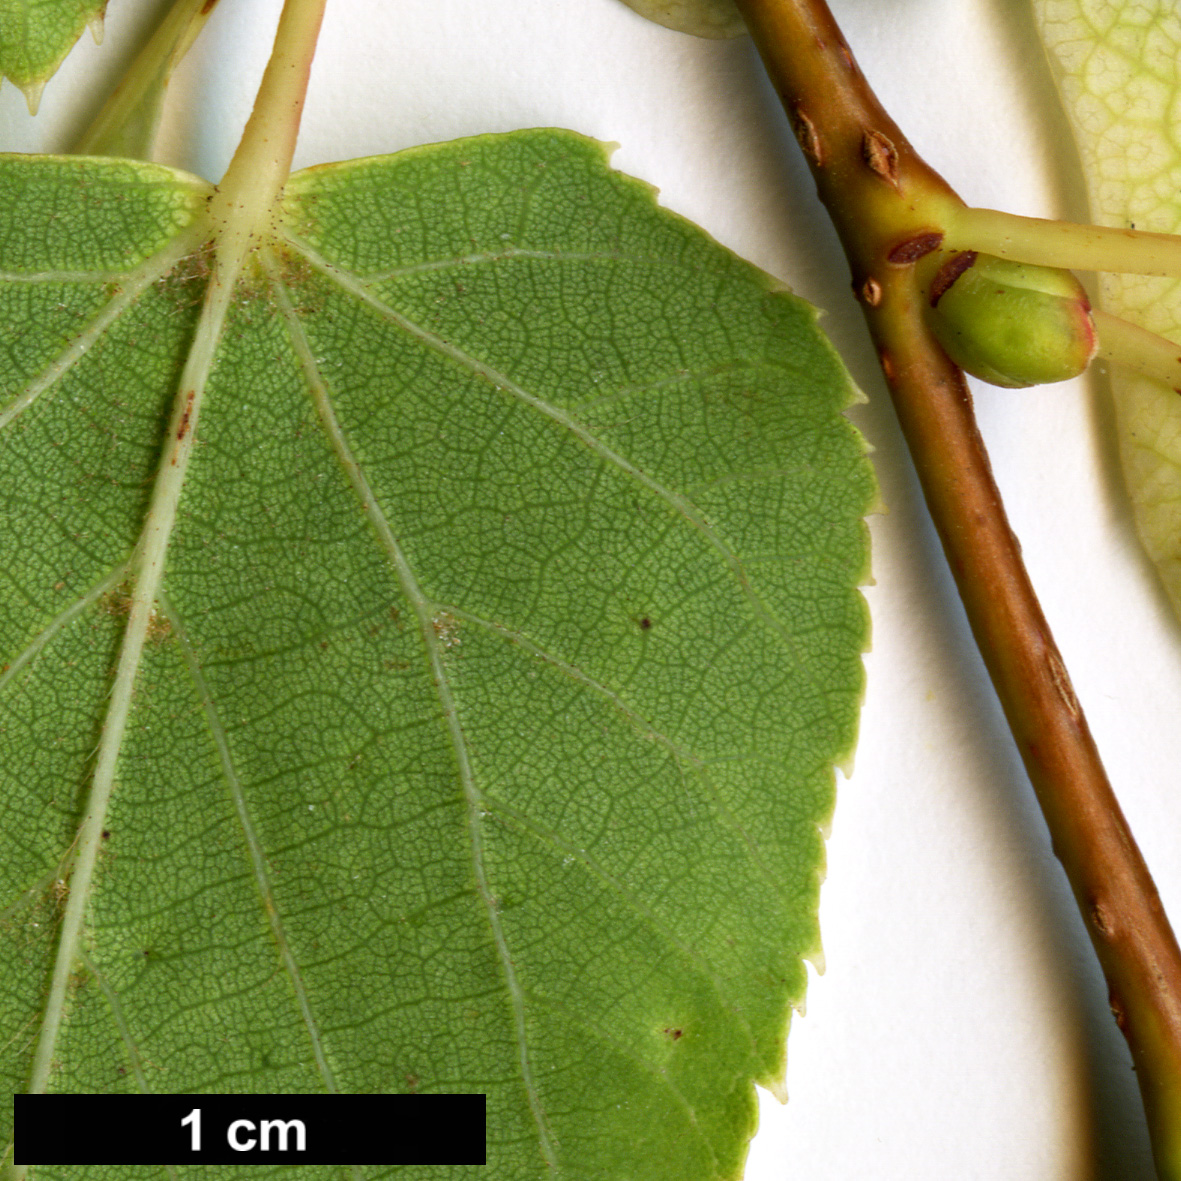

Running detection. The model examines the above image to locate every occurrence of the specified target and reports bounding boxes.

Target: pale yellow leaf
[1035,0,1181,608]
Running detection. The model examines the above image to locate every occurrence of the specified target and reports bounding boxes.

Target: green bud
[923,251,1097,388]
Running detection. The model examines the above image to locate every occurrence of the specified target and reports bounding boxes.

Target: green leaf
[0,0,107,111]
[1033,0,1181,616]
[0,128,873,1178]
[615,0,746,39]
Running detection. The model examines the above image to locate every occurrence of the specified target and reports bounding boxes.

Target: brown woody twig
[730,0,1181,1173]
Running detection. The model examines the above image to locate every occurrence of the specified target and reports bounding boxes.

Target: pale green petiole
[210,0,326,236]
[1093,308,1181,394]
[948,205,1181,280]
[73,0,224,160]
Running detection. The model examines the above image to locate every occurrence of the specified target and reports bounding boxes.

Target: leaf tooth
[19,78,46,116]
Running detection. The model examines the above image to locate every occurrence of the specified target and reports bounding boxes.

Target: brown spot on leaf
[273,245,316,305]
[432,612,461,648]
[639,617,652,630]
[176,389,196,441]
[157,246,212,313]
[146,607,172,645]
[100,583,133,618]
[663,1027,684,1041]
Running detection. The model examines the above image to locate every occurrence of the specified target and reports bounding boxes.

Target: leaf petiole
[948,204,1181,280]
[1093,308,1181,394]
[210,0,326,247]
[72,0,224,160]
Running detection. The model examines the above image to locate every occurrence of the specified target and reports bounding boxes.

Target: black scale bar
[14,1094,486,1165]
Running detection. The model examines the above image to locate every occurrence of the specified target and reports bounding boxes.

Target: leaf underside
[1034,0,1181,616]
[616,0,746,39]
[0,0,105,97]
[0,129,873,1179]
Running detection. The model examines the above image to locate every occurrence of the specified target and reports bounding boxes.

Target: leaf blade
[2,129,873,1179]
[0,0,107,108]
[1033,0,1181,614]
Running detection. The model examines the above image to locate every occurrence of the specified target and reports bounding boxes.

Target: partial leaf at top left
[0,0,107,112]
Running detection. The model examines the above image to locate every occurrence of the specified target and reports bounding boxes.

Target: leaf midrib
[24,205,252,1107]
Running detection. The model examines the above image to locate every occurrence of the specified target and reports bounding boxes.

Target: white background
[3,0,1179,1177]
